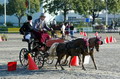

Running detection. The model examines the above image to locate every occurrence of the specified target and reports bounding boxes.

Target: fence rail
[0,28,120,33]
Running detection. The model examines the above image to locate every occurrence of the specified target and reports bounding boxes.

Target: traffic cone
[110,36,114,43]
[28,53,39,70]
[105,37,109,44]
[95,32,98,36]
[70,56,79,66]
[83,55,90,65]
[83,32,87,36]
[113,38,117,43]
[0,36,2,42]
[80,32,83,35]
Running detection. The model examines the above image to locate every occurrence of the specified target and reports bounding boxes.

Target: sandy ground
[0,33,120,79]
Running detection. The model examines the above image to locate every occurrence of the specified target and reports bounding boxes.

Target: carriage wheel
[46,57,54,64]
[29,40,36,51]
[34,51,44,69]
[19,48,28,67]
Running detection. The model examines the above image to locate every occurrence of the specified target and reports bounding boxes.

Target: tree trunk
[92,11,99,25]
[63,10,67,23]
[63,4,67,23]
[16,14,23,27]
[92,12,95,25]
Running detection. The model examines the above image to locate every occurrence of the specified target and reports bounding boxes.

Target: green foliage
[28,0,41,14]
[72,0,105,15]
[43,0,75,22]
[43,0,106,24]
[7,0,26,16]
[6,0,41,26]
[0,26,7,32]
[107,0,120,14]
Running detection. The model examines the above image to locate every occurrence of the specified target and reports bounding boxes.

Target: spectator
[70,23,74,38]
[61,23,66,39]
[65,22,70,39]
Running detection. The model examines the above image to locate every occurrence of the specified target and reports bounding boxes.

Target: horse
[62,36,103,70]
[81,36,103,70]
[48,38,89,70]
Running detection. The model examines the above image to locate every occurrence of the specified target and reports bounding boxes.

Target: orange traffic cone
[28,53,39,70]
[80,32,83,35]
[70,56,79,66]
[110,36,113,43]
[95,32,98,36]
[83,32,87,36]
[105,37,109,44]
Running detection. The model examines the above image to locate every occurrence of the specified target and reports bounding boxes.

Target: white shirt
[61,24,66,34]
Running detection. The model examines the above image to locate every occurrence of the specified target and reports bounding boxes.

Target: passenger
[19,15,33,50]
[20,15,33,40]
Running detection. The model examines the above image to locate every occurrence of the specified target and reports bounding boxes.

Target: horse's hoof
[61,68,65,70]
[82,68,86,71]
[62,68,65,70]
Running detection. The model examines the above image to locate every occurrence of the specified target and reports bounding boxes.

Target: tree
[43,0,74,22]
[107,0,120,18]
[6,0,40,27]
[73,0,105,25]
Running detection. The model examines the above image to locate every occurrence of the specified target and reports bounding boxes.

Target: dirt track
[0,33,120,79]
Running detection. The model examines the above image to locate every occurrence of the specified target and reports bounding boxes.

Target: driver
[32,13,51,45]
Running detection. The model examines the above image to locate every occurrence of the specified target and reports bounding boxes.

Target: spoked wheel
[30,40,40,50]
[46,57,54,64]
[19,48,29,67]
[34,51,44,69]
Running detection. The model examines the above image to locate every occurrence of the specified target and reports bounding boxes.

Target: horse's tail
[48,43,59,57]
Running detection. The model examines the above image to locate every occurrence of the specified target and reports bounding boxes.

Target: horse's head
[94,36,103,52]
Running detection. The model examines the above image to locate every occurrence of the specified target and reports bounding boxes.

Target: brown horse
[54,38,89,70]
[81,36,103,70]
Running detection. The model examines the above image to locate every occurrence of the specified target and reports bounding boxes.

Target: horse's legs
[82,55,86,70]
[90,52,97,70]
[55,54,65,70]
[69,56,73,68]
[55,59,58,69]
[78,55,81,65]
[58,55,65,70]
[63,54,69,65]
[58,59,65,70]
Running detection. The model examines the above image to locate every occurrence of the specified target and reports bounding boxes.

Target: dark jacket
[70,26,74,30]
[20,22,32,35]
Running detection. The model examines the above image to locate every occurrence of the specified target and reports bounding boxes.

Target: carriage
[19,32,64,69]
[19,31,103,70]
